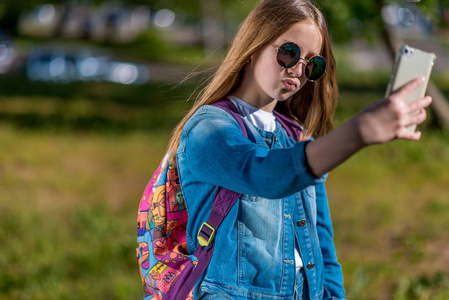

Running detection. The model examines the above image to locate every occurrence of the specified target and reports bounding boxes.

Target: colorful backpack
[136,99,301,300]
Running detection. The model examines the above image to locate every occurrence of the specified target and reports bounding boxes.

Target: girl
[167,0,432,299]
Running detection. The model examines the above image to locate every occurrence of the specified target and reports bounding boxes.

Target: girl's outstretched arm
[305,77,433,177]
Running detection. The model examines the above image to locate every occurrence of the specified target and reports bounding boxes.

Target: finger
[405,108,427,127]
[409,130,422,141]
[405,96,432,115]
[398,129,422,141]
[392,77,425,100]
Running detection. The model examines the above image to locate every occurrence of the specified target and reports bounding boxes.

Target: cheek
[253,57,280,86]
[253,55,271,73]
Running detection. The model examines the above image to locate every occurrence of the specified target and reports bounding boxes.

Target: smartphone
[385,45,436,132]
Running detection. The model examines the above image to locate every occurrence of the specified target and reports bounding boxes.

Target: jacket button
[307,262,315,269]
[297,219,306,227]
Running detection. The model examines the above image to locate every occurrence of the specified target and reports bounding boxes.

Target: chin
[276,90,297,101]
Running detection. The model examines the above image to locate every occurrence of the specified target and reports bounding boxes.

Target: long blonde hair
[167,0,338,164]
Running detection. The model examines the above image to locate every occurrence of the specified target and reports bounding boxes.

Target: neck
[232,94,277,112]
[231,63,278,112]
[231,86,278,113]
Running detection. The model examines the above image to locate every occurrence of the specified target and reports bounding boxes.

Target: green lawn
[1,72,449,299]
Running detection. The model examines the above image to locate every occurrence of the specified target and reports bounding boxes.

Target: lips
[282,79,298,91]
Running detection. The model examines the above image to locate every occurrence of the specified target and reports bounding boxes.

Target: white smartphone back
[385,45,436,132]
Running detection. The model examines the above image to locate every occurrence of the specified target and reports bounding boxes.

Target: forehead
[276,21,323,55]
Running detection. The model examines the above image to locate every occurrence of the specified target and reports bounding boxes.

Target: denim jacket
[176,105,346,300]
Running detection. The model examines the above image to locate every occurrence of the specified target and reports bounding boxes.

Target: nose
[287,59,307,78]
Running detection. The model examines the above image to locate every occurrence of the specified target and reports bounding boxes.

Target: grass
[326,131,449,299]
[0,126,169,299]
[1,70,449,299]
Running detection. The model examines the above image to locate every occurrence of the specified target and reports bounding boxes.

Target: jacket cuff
[292,141,328,185]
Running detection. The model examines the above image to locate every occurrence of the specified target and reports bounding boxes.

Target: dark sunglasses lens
[276,43,300,68]
[305,56,326,81]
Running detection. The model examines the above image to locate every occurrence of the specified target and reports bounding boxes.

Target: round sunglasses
[270,42,326,82]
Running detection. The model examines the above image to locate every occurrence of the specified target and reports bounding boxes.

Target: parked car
[26,45,149,84]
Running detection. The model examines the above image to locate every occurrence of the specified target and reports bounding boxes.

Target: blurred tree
[0,0,112,35]
[0,0,445,39]
[316,0,443,43]
[0,0,44,34]
[317,0,381,42]
[146,0,258,56]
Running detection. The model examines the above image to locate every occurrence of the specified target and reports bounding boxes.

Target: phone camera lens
[404,47,413,56]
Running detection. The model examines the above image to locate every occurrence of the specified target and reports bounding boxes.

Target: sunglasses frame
[269,42,326,82]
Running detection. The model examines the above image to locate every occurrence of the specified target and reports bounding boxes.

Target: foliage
[316,0,383,43]
[111,29,204,64]
[316,0,447,44]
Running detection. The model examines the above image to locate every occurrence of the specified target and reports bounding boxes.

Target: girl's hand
[305,77,433,177]
[355,77,433,146]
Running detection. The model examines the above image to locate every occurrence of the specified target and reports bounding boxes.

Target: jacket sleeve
[180,105,326,198]
[315,182,346,300]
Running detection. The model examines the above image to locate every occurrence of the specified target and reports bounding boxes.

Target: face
[235,21,323,108]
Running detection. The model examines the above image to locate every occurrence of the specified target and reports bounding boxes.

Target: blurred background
[0,0,449,299]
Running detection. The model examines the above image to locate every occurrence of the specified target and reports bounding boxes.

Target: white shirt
[228,96,276,132]
[227,95,304,271]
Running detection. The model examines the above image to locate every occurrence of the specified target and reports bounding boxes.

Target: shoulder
[192,104,235,119]
[183,104,241,135]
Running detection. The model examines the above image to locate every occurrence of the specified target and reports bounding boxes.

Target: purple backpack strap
[164,99,245,300]
[273,110,302,141]
[166,188,241,300]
